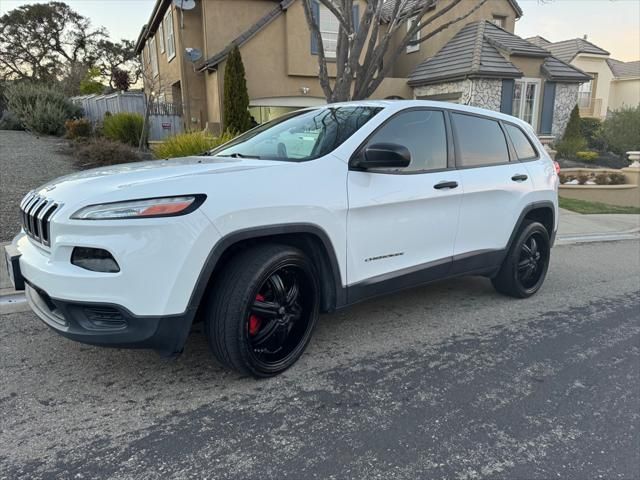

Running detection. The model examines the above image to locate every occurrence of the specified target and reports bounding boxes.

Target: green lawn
[559,196,640,214]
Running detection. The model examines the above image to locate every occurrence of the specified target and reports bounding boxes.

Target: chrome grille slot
[20,192,60,246]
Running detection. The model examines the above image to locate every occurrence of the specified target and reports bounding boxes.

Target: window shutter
[352,4,359,32]
[310,0,320,55]
[540,82,556,135]
[500,79,515,115]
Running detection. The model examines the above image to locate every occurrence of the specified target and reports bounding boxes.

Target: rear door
[450,112,535,262]
[346,108,462,293]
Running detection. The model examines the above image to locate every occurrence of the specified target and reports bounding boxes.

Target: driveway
[1,239,638,479]
[0,130,76,242]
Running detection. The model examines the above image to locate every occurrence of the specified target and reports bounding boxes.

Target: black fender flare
[505,200,556,255]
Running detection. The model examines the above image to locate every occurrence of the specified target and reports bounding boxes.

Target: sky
[1,0,639,61]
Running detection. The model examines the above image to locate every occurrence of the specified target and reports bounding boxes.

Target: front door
[346,109,462,298]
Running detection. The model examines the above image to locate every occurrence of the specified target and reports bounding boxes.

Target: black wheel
[204,244,320,377]
[492,220,550,298]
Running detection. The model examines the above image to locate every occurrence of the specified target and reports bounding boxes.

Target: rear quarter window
[505,123,538,160]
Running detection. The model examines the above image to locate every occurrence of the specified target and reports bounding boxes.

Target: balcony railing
[579,97,603,118]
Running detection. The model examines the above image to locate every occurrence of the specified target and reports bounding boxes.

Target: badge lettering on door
[365,252,404,263]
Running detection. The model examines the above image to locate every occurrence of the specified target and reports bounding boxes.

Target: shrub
[595,173,609,185]
[64,118,93,139]
[102,112,146,146]
[580,117,603,150]
[0,110,23,130]
[609,173,626,185]
[576,151,598,161]
[602,106,640,155]
[555,137,587,159]
[577,174,589,185]
[563,105,582,140]
[68,138,143,169]
[5,82,82,135]
[152,130,236,159]
[223,46,252,134]
[558,173,568,184]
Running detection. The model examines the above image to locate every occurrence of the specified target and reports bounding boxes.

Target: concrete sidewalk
[556,209,640,244]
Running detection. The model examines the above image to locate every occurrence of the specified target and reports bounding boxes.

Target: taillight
[553,161,560,174]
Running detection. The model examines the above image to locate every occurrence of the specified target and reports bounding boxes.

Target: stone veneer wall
[413,79,502,111]
[552,83,579,137]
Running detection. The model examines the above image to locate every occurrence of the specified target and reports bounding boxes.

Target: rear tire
[204,244,320,377]
[492,220,550,298]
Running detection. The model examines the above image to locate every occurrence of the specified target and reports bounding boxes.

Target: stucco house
[135,0,589,138]
[526,35,640,119]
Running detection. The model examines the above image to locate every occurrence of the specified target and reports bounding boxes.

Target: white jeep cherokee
[6,101,558,377]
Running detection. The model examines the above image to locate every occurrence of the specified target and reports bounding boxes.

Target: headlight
[71,195,206,220]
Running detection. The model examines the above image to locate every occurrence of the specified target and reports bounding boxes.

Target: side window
[366,110,447,172]
[451,113,509,167]
[505,123,537,160]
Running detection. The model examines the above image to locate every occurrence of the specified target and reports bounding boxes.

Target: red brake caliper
[249,294,265,336]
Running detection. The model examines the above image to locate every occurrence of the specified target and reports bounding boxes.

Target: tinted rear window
[505,123,537,160]
[451,113,509,167]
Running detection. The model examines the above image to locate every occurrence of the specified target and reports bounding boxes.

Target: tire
[492,220,550,298]
[204,244,320,377]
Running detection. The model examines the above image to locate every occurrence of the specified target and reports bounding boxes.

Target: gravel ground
[0,130,77,242]
[1,240,639,479]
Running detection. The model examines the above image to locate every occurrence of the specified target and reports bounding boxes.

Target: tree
[223,46,252,133]
[79,67,106,94]
[0,2,104,83]
[96,39,141,88]
[302,0,495,101]
[111,68,131,92]
[563,105,582,140]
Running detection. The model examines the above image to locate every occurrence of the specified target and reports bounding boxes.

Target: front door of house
[512,77,541,130]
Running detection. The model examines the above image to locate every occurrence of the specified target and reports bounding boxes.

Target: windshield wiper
[218,152,261,159]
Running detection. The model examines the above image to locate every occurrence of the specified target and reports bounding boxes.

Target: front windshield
[210,106,382,161]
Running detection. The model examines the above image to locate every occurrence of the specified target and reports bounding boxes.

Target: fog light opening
[71,247,120,273]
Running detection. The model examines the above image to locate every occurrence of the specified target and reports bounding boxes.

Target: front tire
[492,220,550,298]
[204,244,320,377]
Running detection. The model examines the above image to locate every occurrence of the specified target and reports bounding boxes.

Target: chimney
[583,34,588,40]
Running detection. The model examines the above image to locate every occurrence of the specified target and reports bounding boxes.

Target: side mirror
[352,143,411,169]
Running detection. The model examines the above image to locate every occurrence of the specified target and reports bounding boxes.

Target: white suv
[5,101,558,377]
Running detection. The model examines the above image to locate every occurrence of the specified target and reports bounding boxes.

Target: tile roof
[541,38,609,63]
[408,21,522,86]
[409,21,591,86]
[524,35,551,48]
[380,0,523,22]
[607,59,640,79]
[541,56,592,82]
[198,0,295,71]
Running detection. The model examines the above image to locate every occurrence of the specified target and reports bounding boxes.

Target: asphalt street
[1,240,639,480]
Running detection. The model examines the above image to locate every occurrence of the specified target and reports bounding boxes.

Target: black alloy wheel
[205,244,320,377]
[492,220,550,298]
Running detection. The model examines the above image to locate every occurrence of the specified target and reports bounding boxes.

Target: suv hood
[34,156,284,203]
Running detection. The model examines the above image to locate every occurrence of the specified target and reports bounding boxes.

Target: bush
[595,173,609,185]
[558,173,568,184]
[602,106,640,155]
[576,151,598,161]
[0,110,23,130]
[68,138,143,169]
[5,82,82,135]
[555,137,587,159]
[577,174,589,185]
[64,118,93,139]
[580,117,604,150]
[563,105,582,140]
[223,46,252,134]
[609,173,626,185]
[152,130,236,159]
[102,112,146,146]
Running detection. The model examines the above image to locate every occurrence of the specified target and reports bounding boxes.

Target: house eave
[408,71,522,88]
[134,0,172,54]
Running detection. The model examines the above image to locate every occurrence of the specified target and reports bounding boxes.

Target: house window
[318,4,339,58]
[149,37,158,77]
[512,78,541,128]
[406,17,420,53]
[578,75,595,108]
[492,15,506,28]
[164,9,176,61]
[158,22,165,54]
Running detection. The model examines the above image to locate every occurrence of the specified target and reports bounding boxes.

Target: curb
[556,231,640,246]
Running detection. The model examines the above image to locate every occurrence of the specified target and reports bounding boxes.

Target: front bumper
[25,281,192,355]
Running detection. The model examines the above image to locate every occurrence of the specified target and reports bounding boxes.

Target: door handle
[511,174,528,182]
[433,181,458,190]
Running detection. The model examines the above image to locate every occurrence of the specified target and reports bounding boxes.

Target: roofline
[407,71,523,87]
[508,0,523,18]
[134,0,172,55]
